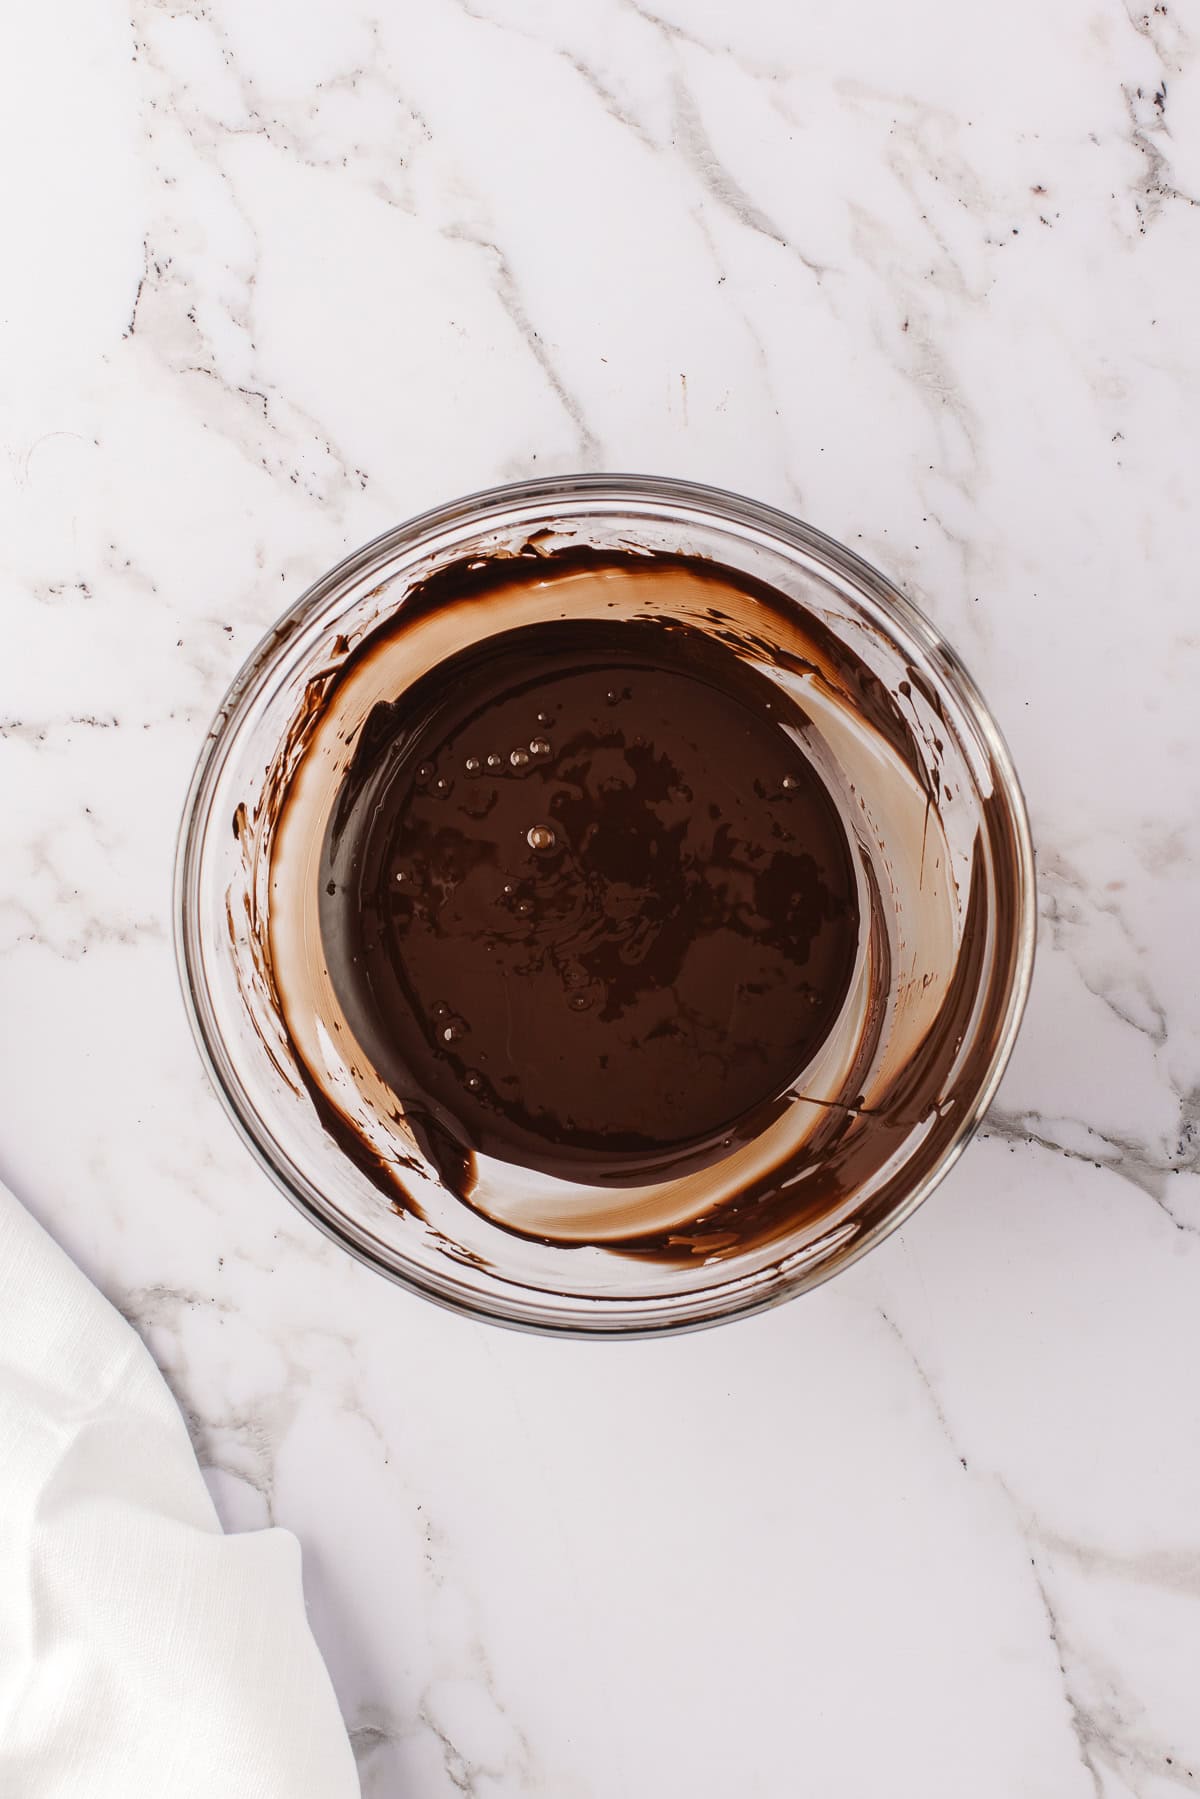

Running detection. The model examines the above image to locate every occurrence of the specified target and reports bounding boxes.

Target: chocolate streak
[260,548,1025,1266]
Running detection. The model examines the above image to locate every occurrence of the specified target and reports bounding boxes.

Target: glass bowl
[174,475,1034,1336]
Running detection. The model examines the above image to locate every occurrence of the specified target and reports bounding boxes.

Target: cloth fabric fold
[0,1180,359,1796]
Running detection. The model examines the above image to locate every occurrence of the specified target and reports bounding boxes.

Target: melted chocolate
[318,617,859,1188]
[256,536,1030,1269]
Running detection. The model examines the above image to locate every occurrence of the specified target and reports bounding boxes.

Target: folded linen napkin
[0,1180,359,1796]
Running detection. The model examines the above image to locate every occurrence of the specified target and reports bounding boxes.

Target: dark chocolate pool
[318,610,859,1191]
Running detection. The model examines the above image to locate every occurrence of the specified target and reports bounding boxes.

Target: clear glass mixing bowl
[174,475,1034,1336]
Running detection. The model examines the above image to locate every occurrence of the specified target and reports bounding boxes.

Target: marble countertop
[4,1,1199,1793]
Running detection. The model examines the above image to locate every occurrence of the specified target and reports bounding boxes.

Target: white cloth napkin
[0,1180,359,1797]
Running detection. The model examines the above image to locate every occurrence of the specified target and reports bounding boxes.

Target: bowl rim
[173,472,1037,1337]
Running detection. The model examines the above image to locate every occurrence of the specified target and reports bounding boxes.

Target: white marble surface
[3,0,1199,1792]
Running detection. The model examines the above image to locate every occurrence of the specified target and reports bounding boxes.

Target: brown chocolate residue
[257,543,1026,1265]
